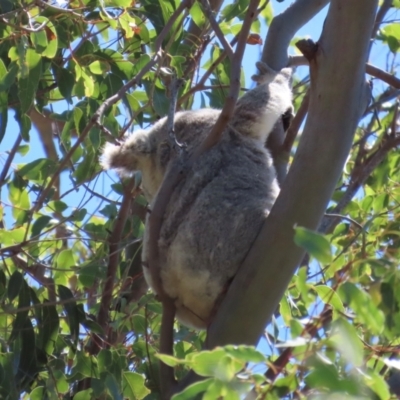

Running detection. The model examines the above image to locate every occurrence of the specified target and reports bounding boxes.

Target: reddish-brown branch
[0,134,22,187]
[265,308,332,382]
[290,55,400,89]
[93,178,136,352]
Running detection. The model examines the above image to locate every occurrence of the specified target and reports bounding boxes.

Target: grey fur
[101,62,292,329]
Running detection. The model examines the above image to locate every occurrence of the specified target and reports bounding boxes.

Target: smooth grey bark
[262,0,330,71]
[207,0,378,348]
[262,0,330,184]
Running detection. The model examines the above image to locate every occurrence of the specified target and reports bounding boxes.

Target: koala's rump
[143,133,279,329]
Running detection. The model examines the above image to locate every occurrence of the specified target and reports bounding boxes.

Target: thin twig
[289,55,400,89]
[0,134,22,187]
[94,178,135,350]
[199,0,234,60]
[324,213,363,230]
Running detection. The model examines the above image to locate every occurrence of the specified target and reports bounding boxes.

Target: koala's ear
[101,130,155,175]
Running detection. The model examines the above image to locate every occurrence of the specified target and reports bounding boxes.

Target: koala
[101,62,292,329]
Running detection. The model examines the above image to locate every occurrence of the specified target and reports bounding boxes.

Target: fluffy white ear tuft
[101,142,121,170]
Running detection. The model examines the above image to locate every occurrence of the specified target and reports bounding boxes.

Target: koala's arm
[231,62,293,142]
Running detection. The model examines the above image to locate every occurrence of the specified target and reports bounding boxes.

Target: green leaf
[38,301,59,354]
[31,30,48,54]
[58,285,80,341]
[47,200,68,213]
[172,378,213,400]
[18,49,42,114]
[106,0,132,6]
[73,389,93,400]
[365,370,391,399]
[338,282,385,334]
[156,353,181,367]
[10,280,31,342]
[57,68,75,104]
[55,249,76,270]
[81,319,104,335]
[122,371,150,399]
[78,264,106,287]
[16,318,38,389]
[380,23,400,52]
[36,17,58,58]
[313,285,344,312]
[17,145,29,156]
[191,349,242,378]
[29,386,45,400]
[330,318,364,367]
[71,352,99,378]
[0,269,6,297]
[105,373,123,400]
[89,60,110,75]
[30,215,52,239]
[279,295,292,325]
[224,345,265,364]
[132,53,151,76]
[131,314,146,335]
[190,1,206,29]
[7,270,23,302]
[0,60,7,142]
[0,106,7,144]
[19,113,31,142]
[0,61,18,92]
[293,226,332,264]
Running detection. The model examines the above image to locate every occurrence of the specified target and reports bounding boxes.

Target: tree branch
[290,55,400,89]
[95,178,136,349]
[0,134,22,187]
[261,0,330,185]
[206,0,378,348]
[262,0,330,71]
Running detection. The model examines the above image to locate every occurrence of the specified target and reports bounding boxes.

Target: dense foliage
[0,0,400,398]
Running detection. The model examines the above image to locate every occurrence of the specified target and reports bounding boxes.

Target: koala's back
[142,130,279,329]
